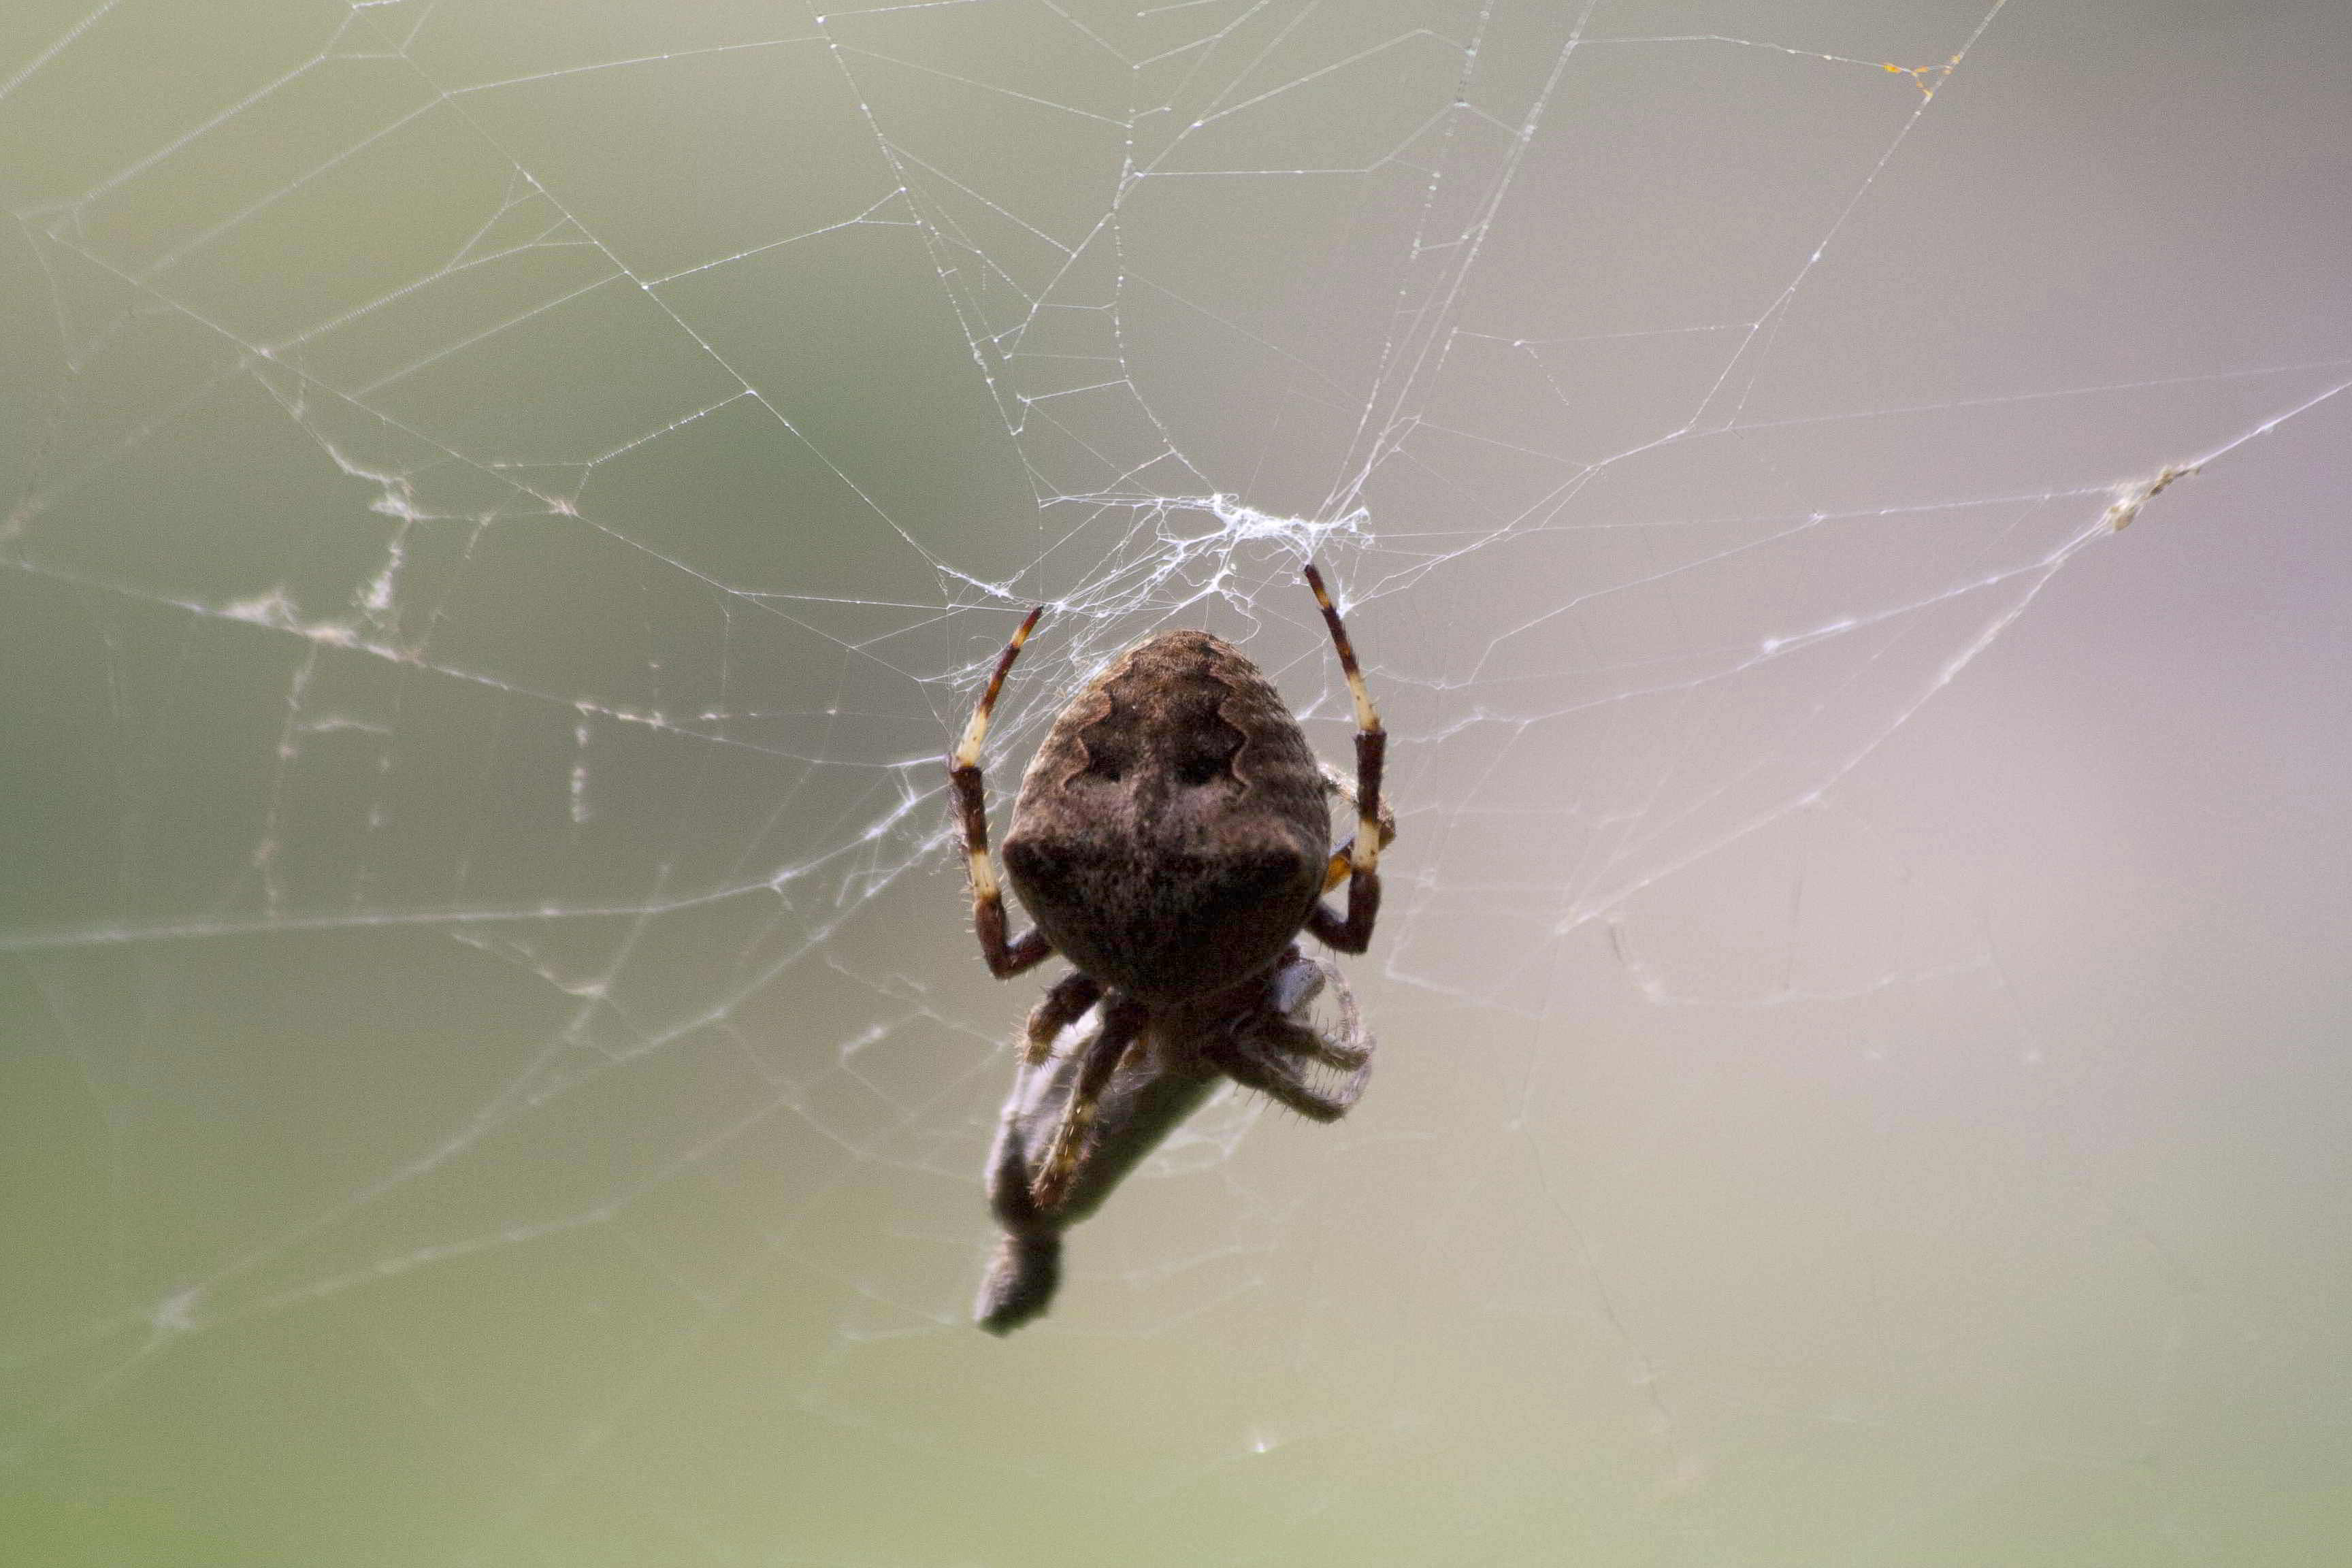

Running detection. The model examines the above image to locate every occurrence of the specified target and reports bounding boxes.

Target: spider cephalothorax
[949,564,1390,1333]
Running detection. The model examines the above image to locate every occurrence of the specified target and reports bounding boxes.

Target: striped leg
[948,607,1052,979]
[1030,998,1147,1210]
[1301,564,1386,954]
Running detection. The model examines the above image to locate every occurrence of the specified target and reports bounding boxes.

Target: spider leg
[1302,564,1386,953]
[1318,761,1398,893]
[949,606,1053,979]
[1207,953,1375,1118]
[1022,971,1102,1064]
[1310,954,1375,1071]
[1297,981,1372,1072]
[1030,998,1148,1211]
[1209,1024,1362,1122]
[1258,949,1365,1070]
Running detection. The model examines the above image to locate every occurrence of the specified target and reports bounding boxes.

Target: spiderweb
[5,1,2350,1562]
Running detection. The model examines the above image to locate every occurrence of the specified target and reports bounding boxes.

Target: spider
[949,563,1391,1333]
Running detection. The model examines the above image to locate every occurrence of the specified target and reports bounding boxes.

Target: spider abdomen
[1002,828,1322,1002]
[1000,627,1331,1003]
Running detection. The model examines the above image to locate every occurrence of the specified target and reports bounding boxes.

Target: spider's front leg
[949,606,1052,979]
[1303,564,1386,955]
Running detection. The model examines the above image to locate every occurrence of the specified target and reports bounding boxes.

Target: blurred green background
[3,2,2349,1563]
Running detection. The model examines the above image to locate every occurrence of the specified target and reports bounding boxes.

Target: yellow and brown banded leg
[1318,761,1397,896]
[1301,563,1386,954]
[948,606,1053,979]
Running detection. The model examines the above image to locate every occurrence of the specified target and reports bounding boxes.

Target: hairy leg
[1030,997,1147,1210]
[1302,564,1386,953]
[947,606,1053,978]
[1022,970,1102,1064]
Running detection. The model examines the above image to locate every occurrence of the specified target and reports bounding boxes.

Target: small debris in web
[2104,463,2202,532]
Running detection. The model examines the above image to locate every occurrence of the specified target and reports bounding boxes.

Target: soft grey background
[3,2,2347,1564]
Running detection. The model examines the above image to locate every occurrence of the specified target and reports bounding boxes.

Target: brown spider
[949,564,1390,1332]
